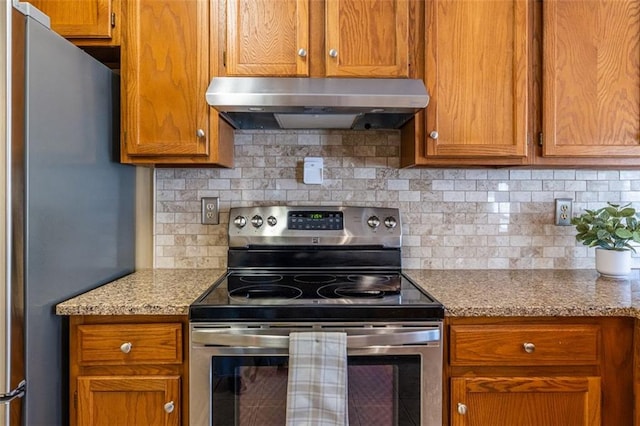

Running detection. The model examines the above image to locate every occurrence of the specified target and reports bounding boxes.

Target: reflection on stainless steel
[318,282,398,299]
[192,324,441,349]
[347,275,393,284]
[294,274,337,284]
[205,77,429,130]
[227,206,402,248]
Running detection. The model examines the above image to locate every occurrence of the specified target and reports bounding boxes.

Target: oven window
[211,355,421,426]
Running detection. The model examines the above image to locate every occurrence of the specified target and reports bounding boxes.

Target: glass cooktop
[190,270,444,322]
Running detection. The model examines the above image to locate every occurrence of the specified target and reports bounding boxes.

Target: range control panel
[288,211,344,230]
[228,206,401,248]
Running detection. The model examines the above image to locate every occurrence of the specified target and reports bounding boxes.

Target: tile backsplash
[155,131,640,269]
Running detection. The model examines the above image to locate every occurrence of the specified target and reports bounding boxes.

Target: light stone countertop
[55,268,640,318]
[55,269,225,316]
[406,269,640,318]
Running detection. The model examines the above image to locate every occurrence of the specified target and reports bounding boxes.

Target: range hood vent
[206,77,429,130]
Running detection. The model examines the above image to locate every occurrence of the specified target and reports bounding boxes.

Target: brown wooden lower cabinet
[446,317,634,426]
[68,315,636,425]
[450,376,601,426]
[69,315,189,426]
[77,376,180,426]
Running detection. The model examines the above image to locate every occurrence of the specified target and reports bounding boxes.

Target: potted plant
[571,202,640,277]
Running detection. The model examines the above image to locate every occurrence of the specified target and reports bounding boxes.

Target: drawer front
[77,323,182,366]
[450,324,600,366]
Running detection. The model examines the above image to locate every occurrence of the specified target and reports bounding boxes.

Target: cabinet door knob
[196,129,206,138]
[164,401,175,413]
[429,131,439,140]
[457,402,468,415]
[328,49,338,58]
[298,48,307,57]
[523,342,536,353]
[120,342,132,353]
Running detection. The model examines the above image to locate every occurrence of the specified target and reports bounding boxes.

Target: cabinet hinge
[223,51,226,68]
[111,12,116,28]
[538,132,543,147]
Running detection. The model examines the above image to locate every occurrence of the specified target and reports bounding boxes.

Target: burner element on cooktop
[317,275,400,299]
[239,274,283,284]
[227,272,403,303]
[229,284,303,301]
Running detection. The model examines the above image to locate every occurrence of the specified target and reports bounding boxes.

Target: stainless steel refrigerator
[2,3,136,425]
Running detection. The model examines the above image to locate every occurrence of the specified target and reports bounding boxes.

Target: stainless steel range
[189,206,444,426]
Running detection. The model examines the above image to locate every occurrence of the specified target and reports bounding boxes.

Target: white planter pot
[595,248,632,278]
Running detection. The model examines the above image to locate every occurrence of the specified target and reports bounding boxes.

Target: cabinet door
[77,376,180,426]
[451,376,601,426]
[542,0,640,157]
[28,0,115,40]
[121,0,211,159]
[225,0,309,76]
[423,0,528,162]
[325,0,409,77]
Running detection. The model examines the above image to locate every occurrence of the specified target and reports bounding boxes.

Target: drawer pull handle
[457,402,467,415]
[120,342,132,353]
[523,342,535,353]
[164,401,175,413]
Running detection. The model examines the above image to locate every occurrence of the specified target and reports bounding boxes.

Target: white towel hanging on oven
[286,332,349,426]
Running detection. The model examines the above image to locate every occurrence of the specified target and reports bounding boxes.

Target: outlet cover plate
[555,198,573,226]
[201,197,219,225]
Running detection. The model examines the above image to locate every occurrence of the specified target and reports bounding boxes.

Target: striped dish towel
[286,332,349,426]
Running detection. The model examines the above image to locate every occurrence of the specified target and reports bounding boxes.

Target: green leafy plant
[571,202,640,252]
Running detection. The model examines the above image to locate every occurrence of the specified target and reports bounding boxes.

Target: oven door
[190,323,442,426]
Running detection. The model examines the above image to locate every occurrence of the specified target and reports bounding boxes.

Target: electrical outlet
[555,198,573,226]
[201,197,219,225]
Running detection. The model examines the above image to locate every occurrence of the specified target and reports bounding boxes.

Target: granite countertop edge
[55,268,640,319]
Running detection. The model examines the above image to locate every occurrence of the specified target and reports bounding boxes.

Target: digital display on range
[288,211,344,230]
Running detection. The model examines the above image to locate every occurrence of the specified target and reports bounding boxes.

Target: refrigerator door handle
[0,380,25,404]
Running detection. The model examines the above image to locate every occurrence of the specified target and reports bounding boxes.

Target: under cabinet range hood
[205,77,429,130]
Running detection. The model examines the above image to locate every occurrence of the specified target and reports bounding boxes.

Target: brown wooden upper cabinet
[411,0,529,166]
[120,0,233,165]
[225,0,309,76]
[28,0,120,46]
[223,0,411,78]
[538,0,640,165]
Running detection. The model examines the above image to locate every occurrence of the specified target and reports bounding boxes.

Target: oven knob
[267,216,277,226]
[384,216,398,229]
[233,216,247,228]
[367,216,380,228]
[251,215,264,228]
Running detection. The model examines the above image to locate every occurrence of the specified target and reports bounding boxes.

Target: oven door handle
[191,328,440,348]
